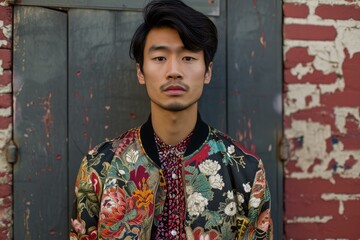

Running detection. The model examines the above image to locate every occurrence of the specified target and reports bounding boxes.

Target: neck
[151,105,198,146]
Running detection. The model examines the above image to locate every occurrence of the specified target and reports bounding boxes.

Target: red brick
[316,4,360,21]
[343,50,360,91]
[0,6,12,26]
[283,3,309,18]
[285,177,360,195]
[0,116,11,128]
[286,217,360,239]
[284,24,337,40]
[285,106,338,132]
[321,90,360,107]
[285,194,339,218]
[0,31,11,48]
[285,178,360,238]
[285,47,314,68]
[0,93,11,108]
[284,68,338,84]
[0,49,11,70]
[0,184,11,198]
[0,70,11,86]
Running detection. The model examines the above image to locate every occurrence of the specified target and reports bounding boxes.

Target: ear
[204,62,213,84]
[136,64,145,85]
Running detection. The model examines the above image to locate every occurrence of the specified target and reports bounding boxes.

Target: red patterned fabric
[153,133,192,240]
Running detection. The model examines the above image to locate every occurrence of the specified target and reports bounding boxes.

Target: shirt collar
[139,113,209,167]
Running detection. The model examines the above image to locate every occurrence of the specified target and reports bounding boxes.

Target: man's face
[137,27,212,112]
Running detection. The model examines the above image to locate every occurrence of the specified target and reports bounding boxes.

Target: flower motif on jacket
[186,226,220,240]
[243,182,251,193]
[199,159,221,176]
[223,144,246,170]
[187,192,209,217]
[133,177,154,212]
[209,174,224,190]
[99,186,143,238]
[125,149,138,164]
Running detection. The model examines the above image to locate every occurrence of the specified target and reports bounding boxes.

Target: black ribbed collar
[139,113,209,167]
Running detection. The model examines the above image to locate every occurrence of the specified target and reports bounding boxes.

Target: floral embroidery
[125,149,139,164]
[209,174,224,190]
[187,192,209,217]
[199,159,221,176]
[243,182,252,193]
[133,177,154,211]
[70,125,273,240]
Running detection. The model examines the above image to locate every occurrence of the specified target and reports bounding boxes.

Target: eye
[183,56,196,62]
[153,56,166,62]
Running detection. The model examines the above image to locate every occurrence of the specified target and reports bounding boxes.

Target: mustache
[160,81,189,91]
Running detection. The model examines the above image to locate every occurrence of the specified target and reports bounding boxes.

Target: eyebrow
[148,45,187,53]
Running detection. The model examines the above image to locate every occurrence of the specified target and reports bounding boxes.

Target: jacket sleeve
[70,155,100,240]
[245,159,273,240]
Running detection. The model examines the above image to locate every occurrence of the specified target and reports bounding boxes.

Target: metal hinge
[279,136,289,162]
[6,140,18,164]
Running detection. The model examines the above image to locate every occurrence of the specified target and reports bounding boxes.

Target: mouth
[162,84,187,95]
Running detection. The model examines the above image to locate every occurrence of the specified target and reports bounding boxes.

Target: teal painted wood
[67,9,149,214]
[10,0,220,16]
[13,1,283,237]
[13,6,68,239]
[227,0,283,238]
[199,0,227,132]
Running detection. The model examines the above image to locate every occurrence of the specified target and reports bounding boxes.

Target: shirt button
[171,230,177,236]
[172,173,177,179]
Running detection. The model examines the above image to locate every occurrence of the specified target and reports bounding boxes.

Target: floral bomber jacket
[70,116,273,239]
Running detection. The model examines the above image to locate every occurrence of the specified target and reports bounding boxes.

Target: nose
[166,58,182,80]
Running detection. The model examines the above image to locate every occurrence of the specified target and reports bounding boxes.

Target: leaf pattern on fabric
[70,125,273,240]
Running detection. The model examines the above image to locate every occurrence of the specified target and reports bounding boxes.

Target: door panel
[13,2,283,238]
[67,9,148,208]
[227,0,283,237]
[199,0,227,132]
[13,6,68,238]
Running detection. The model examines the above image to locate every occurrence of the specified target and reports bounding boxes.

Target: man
[70,0,273,239]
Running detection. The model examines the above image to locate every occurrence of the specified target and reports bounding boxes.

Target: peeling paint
[0,106,11,117]
[285,119,360,180]
[284,0,360,7]
[321,193,360,215]
[260,32,267,48]
[285,120,331,169]
[41,93,53,151]
[290,63,314,79]
[286,215,333,223]
[0,21,11,39]
[334,107,360,134]
[0,124,11,149]
[0,84,11,94]
[341,27,360,58]
[285,83,320,115]
[24,206,31,238]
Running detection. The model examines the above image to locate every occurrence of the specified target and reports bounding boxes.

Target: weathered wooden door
[13,1,282,238]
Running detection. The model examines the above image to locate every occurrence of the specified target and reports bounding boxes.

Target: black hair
[130,0,218,72]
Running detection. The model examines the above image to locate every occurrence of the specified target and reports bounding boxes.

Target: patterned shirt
[70,116,273,239]
[153,133,192,239]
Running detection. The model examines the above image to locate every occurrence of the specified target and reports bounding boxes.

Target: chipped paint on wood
[286,215,333,224]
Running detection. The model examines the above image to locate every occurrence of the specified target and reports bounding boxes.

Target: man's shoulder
[86,128,139,161]
[209,126,261,162]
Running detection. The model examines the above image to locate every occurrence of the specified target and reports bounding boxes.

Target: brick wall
[283,0,360,239]
[0,1,12,239]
